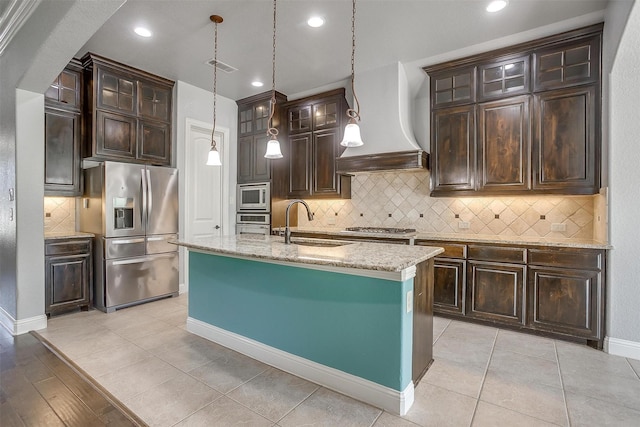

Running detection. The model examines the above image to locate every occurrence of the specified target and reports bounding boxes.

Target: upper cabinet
[284,89,351,199]
[236,91,287,183]
[424,24,602,197]
[44,59,83,196]
[82,53,175,166]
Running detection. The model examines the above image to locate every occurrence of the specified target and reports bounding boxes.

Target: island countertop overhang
[172,234,444,275]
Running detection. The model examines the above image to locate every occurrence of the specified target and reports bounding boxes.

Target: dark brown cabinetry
[284,89,351,199]
[416,239,606,348]
[236,91,287,183]
[431,105,476,192]
[82,53,174,166]
[425,24,602,196]
[45,60,83,196]
[44,237,92,316]
[527,247,604,345]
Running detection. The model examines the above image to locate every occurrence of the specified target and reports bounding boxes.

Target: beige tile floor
[38,294,640,427]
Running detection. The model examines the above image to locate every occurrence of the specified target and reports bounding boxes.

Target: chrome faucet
[284,199,314,244]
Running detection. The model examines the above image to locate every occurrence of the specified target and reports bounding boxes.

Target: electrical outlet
[327,217,336,225]
[458,221,470,229]
[551,223,566,232]
[406,290,413,313]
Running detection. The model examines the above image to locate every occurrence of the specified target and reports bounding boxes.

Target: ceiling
[76,0,609,101]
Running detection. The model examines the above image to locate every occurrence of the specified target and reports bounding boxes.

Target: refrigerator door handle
[141,168,148,229]
[146,169,153,220]
[112,256,153,266]
[111,238,146,245]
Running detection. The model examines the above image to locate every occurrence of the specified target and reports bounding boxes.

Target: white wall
[606,0,640,357]
[0,0,122,333]
[175,80,237,290]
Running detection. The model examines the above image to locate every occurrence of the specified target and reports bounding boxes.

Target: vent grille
[206,58,237,73]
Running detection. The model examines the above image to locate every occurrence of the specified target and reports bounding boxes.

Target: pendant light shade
[206,147,222,165]
[264,136,283,158]
[341,0,363,148]
[207,14,223,166]
[264,0,283,159]
[341,118,364,147]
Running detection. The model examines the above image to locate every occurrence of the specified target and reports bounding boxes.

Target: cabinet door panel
[467,261,525,324]
[237,136,254,183]
[46,254,90,314]
[313,130,340,195]
[288,133,312,197]
[478,56,530,100]
[253,135,271,182]
[534,35,600,91]
[313,99,340,130]
[96,110,137,159]
[139,81,171,122]
[528,266,601,339]
[477,96,531,192]
[45,109,81,195]
[431,105,476,192]
[46,67,81,111]
[431,67,476,108]
[288,105,312,134]
[533,86,598,193]
[433,258,466,315]
[138,120,171,165]
[97,67,136,114]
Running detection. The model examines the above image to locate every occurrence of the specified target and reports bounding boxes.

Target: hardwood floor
[0,326,146,426]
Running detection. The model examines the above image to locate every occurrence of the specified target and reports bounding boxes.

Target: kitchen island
[173,234,443,415]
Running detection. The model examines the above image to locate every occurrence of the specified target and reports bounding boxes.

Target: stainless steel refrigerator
[78,161,179,312]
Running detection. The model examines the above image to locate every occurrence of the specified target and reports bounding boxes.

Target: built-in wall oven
[236,212,270,235]
[237,182,270,212]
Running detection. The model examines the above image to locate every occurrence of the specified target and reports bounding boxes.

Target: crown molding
[0,0,41,57]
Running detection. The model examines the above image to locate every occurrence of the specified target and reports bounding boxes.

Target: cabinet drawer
[45,239,91,256]
[528,248,603,270]
[468,245,526,263]
[416,241,466,258]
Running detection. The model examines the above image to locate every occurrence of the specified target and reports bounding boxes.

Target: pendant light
[264,0,283,159]
[207,14,223,166]
[341,0,364,147]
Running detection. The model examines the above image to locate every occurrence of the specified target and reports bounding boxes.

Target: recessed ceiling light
[486,0,508,13]
[134,27,152,37]
[307,16,324,28]
[251,81,264,87]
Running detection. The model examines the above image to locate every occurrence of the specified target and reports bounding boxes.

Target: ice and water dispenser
[113,197,134,230]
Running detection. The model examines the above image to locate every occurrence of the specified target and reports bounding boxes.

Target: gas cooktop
[344,227,417,235]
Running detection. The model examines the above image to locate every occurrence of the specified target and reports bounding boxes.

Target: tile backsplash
[44,197,76,233]
[297,171,605,240]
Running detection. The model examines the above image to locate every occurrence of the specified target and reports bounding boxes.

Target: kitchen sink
[291,239,351,247]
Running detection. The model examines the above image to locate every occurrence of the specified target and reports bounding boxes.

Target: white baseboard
[605,336,640,361]
[0,306,47,336]
[187,317,414,415]
[179,282,188,295]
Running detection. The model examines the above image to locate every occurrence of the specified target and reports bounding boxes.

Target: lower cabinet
[417,239,606,348]
[45,238,92,316]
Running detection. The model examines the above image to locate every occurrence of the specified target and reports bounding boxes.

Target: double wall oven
[236,182,270,235]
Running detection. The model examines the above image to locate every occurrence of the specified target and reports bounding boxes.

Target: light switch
[9,208,13,221]
[9,188,14,201]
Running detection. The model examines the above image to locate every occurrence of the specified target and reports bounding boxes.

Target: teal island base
[186,249,434,415]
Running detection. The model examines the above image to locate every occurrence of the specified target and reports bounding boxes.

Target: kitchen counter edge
[172,235,444,273]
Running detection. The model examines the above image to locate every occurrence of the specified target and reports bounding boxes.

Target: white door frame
[182,117,230,292]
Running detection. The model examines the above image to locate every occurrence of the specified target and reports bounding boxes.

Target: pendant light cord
[267,0,279,138]
[347,0,360,121]
[211,17,219,148]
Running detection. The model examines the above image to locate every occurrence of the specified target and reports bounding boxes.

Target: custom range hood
[337,62,428,173]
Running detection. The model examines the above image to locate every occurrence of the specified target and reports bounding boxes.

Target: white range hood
[337,62,428,173]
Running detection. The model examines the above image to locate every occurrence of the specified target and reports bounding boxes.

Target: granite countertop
[283,227,611,250]
[172,234,444,273]
[44,231,95,240]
